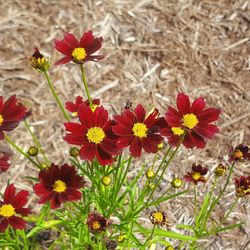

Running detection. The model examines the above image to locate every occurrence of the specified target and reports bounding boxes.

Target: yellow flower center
[182,113,198,129]
[0,114,4,126]
[92,221,101,230]
[171,127,185,136]
[234,150,243,159]
[192,172,201,181]
[152,212,164,223]
[72,48,87,61]
[132,123,148,138]
[0,204,15,217]
[86,127,105,144]
[53,180,67,193]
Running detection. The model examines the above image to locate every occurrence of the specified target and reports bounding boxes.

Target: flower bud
[102,176,112,186]
[148,182,156,189]
[146,168,155,179]
[166,246,174,250]
[69,147,79,158]
[171,178,183,188]
[40,162,48,169]
[30,48,49,72]
[118,234,125,243]
[28,146,39,157]
[157,142,164,150]
[214,164,226,177]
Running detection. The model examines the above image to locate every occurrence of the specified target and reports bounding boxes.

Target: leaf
[176,224,195,232]
[213,222,244,234]
[26,220,64,238]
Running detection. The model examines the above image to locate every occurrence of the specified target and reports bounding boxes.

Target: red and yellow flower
[54,30,104,65]
[0,95,27,140]
[0,154,10,173]
[64,104,118,165]
[66,96,100,117]
[184,164,208,184]
[161,93,220,148]
[87,212,110,233]
[33,164,84,209]
[234,176,250,197]
[112,104,163,157]
[0,184,31,232]
[229,144,250,162]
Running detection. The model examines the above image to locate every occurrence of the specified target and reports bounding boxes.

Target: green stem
[23,119,50,165]
[144,224,156,246]
[80,64,92,106]
[4,134,41,169]
[43,71,70,121]
[194,185,197,216]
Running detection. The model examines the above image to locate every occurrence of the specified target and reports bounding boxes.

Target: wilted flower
[64,104,118,166]
[29,48,49,72]
[234,176,250,197]
[0,95,27,140]
[214,164,226,177]
[0,154,10,173]
[229,144,250,162]
[150,211,171,228]
[33,164,84,209]
[112,104,163,157]
[184,164,208,184]
[54,30,104,65]
[106,239,118,250]
[160,93,220,149]
[87,212,110,233]
[0,184,31,232]
[66,96,100,117]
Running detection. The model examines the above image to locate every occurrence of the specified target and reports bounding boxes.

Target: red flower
[229,144,250,162]
[66,96,100,117]
[33,164,84,209]
[0,184,31,232]
[54,30,104,65]
[0,95,27,140]
[234,176,250,197]
[112,104,163,157]
[184,164,208,184]
[161,93,220,148]
[64,104,118,165]
[87,212,110,233]
[0,154,10,173]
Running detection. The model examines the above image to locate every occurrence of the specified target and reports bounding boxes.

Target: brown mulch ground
[0,0,250,249]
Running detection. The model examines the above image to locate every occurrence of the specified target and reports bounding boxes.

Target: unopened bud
[157,142,164,150]
[40,162,48,169]
[69,147,79,158]
[214,164,226,177]
[30,48,49,72]
[28,146,39,157]
[146,168,155,179]
[166,246,174,250]
[118,234,125,243]
[171,178,183,188]
[148,182,156,189]
[102,176,112,186]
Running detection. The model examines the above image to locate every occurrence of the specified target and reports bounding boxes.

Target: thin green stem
[23,119,50,164]
[194,185,197,216]
[43,71,70,121]
[80,64,92,106]
[144,224,156,246]
[4,134,41,169]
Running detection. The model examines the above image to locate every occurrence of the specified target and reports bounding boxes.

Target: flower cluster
[234,176,250,197]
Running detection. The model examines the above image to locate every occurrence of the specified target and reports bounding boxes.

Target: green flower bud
[28,146,39,157]
[102,176,112,186]
[171,178,183,188]
[214,164,226,177]
[69,147,79,158]
[146,168,155,179]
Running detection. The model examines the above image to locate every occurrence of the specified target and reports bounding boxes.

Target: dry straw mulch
[0,0,249,249]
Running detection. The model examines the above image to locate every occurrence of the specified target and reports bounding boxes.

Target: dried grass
[0,0,250,249]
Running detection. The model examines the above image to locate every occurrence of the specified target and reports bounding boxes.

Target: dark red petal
[194,124,219,138]
[198,108,221,123]
[116,136,133,149]
[93,106,108,128]
[0,219,8,232]
[182,133,196,148]
[54,39,73,55]
[63,33,79,47]
[54,56,72,65]
[191,97,206,115]
[67,189,82,201]
[144,109,159,128]
[134,104,146,123]
[64,122,85,134]
[0,96,3,113]
[79,143,96,161]
[165,107,182,127]
[189,132,206,148]
[100,138,117,155]
[177,93,190,115]
[80,31,94,47]
[33,183,52,196]
[15,207,31,216]
[38,192,55,205]
[96,145,113,166]
[129,138,142,157]
[12,190,29,208]
[64,134,86,146]
[50,196,61,209]
[4,184,15,204]
[8,216,26,230]
[112,125,132,136]
[85,55,104,62]
[84,37,103,54]
[78,104,93,128]
[141,138,158,153]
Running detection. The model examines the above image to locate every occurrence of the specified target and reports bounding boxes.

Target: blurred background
[0,0,249,249]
